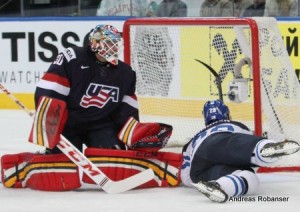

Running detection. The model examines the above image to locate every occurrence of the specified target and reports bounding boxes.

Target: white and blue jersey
[181,120,254,187]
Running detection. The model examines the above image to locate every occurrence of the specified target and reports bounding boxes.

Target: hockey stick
[195,59,223,101]
[57,134,154,194]
[0,83,35,117]
[1,84,155,193]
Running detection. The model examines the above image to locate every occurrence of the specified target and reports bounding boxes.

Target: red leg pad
[1,153,81,191]
[82,148,183,188]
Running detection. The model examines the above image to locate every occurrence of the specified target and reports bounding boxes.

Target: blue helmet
[202,100,230,126]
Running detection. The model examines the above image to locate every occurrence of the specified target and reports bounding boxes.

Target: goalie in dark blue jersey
[181,99,300,203]
[1,24,179,192]
[32,24,171,154]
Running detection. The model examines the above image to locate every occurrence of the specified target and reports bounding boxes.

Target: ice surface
[1,110,300,212]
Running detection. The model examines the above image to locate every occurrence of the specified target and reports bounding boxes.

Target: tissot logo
[80,83,119,108]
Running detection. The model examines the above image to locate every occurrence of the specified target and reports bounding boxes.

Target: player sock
[212,170,259,201]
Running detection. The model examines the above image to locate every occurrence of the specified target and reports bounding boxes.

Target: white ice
[1,110,300,212]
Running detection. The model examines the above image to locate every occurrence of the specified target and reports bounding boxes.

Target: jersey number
[53,54,64,65]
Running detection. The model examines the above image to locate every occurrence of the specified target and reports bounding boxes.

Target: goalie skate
[191,181,228,203]
[261,140,300,158]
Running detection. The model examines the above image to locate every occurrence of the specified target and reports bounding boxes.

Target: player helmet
[202,100,230,126]
[89,24,122,65]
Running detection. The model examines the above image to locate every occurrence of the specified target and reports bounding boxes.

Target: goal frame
[122,17,263,136]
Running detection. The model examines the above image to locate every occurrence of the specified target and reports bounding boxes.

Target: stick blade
[102,168,155,194]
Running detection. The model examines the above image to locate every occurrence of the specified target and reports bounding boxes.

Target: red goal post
[122,17,300,170]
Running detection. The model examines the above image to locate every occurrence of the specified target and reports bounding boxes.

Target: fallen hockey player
[181,99,300,203]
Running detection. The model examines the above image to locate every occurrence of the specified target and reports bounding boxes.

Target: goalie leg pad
[1,152,36,188]
[1,153,81,191]
[82,148,183,188]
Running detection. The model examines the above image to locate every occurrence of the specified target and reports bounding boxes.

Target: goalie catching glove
[118,117,173,152]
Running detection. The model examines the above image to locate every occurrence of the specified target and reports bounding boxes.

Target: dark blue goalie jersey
[35,46,139,131]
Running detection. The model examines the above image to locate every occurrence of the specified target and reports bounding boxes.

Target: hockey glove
[118,117,173,152]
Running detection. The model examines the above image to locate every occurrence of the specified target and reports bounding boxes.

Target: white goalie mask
[132,27,175,96]
[89,24,122,65]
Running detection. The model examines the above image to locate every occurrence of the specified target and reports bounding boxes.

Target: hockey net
[123,17,300,172]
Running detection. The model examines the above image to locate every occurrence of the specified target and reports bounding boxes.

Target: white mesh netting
[125,17,300,166]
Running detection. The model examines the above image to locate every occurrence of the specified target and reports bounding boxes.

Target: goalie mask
[203,100,230,126]
[89,24,122,65]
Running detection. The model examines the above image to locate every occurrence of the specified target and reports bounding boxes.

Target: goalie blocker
[1,149,182,191]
